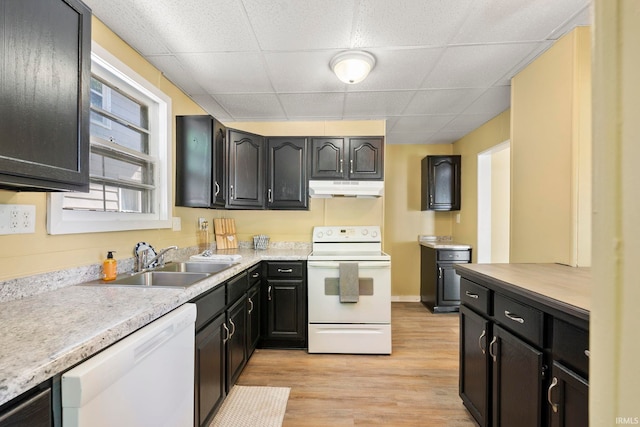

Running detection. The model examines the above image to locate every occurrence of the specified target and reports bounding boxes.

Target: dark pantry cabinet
[0,0,91,192]
[175,115,227,208]
[266,137,308,210]
[309,137,384,180]
[421,155,461,211]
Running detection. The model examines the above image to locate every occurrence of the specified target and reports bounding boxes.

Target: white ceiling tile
[343,92,415,117]
[264,51,346,92]
[463,87,511,114]
[548,8,591,40]
[242,0,354,50]
[214,94,287,119]
[145,55,208,96]
[423,42,542,88]
[393,115,455,133]
[385,131,438,145]
[404,88,485,115]
[496,41,554,85]
[352,0,475,47]
[446,113,495,132]
[452,0,591,44]
[176,53,273,93]
[425,130,471,144]
[191,95,232,120]
[279,93,345,118]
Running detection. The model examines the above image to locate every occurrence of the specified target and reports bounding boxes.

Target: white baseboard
[391,295,421,302]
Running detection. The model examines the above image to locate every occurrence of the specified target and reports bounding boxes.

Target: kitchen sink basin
[110,271,210,288]
[158,261,238,274]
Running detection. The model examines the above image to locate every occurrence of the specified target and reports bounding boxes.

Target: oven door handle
[307,260,391,268]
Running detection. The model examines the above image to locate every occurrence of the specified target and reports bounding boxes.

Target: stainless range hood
[308,180,384,198]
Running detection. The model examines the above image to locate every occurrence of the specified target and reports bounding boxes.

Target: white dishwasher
[61,303,196,427]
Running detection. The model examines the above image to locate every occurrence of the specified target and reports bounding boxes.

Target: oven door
[307,260,391,323]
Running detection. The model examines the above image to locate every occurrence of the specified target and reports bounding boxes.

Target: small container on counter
[103,251,117,281]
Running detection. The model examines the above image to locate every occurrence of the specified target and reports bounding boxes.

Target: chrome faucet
[135,245,178,272]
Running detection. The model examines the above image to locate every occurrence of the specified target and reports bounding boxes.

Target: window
[47,43,172,234]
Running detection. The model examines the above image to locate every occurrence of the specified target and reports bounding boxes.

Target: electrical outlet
[0,204,36,235]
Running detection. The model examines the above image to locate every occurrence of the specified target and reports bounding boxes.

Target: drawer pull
[222,323,230,343]
[278,268,293,273]
[584,349,590,358]
[489,336,498,362]
[251,272,260,278]
[504,310,525,324]
[479,329,486,354]
[465,291,479,299]
[547,377,559,413]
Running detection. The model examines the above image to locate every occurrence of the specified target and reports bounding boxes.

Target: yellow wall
[452,110,511,260]
[384,144,455,298]
[491,146,510,263]
[510,27,591,266]
[591,0,640,423]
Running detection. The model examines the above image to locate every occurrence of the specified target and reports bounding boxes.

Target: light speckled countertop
[0,246,310,406]
[419,241,472,250]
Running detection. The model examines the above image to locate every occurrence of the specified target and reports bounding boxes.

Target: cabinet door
[348,137,384,179]
[247,283,261,357]
[227,129,264,208]
[267,138,308,209]
[460,306,491,427]
[421,155,461,211]
[438,263,462,308]
[0,0,90,192]
[309,138,345,179]
[548,362,588,427]
[212,119,227,207]
[491,325,543,427]
[0,388,51,427]
[195,314,226,427]
[265,279,306,342]
[175,115,213,207]
[226,296,247,392]
[419,246,437,311]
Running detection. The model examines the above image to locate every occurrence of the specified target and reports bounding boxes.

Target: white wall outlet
[0,204,36,235]
[172,217,182,231]
[456,213,461,224]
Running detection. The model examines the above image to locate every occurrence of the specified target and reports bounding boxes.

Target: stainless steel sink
[158,261,238,274]
[110,271,210,288]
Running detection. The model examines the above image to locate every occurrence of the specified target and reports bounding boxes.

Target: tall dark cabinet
[266,138,308,209]
[421,155,461,211]
[175,115,226,208]
[310,137,384,180]
[227,129,265,209]
[0,0,91,192]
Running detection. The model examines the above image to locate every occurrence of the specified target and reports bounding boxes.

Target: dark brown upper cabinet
[421,155,461,211]
[310,137,383,180]
[226,129,265,209]
[0,0,91,192]
[175,115,226,208]
[266,138,308,210]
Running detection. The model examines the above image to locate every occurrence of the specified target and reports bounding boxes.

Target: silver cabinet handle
[230,185,234,200]
[465,291,479,299]
[222,323,230,343]
[548,377,559,413]
[438,267,443,279]
[339,158,343,173]
[504,310,525,324]
[479,330,486,355]
[489,336,498,362]
[214,181,220,196]
[278,268,293,273]
[584,349,590,358]
[248,297,254,314]
[350,159,354,174]
[252,272,260,278]
[268,285,272,301]
[268,188,273,203]
[228,319,236,338]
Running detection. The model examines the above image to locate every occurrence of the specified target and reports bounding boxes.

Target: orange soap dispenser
[103,251,117,281]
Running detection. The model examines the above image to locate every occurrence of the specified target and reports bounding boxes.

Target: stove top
[309,226,388,261]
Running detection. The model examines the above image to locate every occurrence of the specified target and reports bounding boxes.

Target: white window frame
[47,42,172,235]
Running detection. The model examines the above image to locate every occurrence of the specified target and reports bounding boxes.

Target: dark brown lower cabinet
[226,296,247,392]
[247,282,261,357]
[460,305,490,427]
[195,314,226,427]
[548,362,588,427]
[0,387,51,427]
[492,325,544,427]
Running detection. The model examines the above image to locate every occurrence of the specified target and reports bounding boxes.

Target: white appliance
[308,180,384,198]
[61,304,197,427]
[307,226,391,354]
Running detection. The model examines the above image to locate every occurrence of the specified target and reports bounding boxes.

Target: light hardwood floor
[237,302,478,426]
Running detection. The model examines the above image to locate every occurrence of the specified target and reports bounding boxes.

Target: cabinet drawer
[493,294,544,347]
[460,278,490,315]
[247,263,262,286]
[553,319,589,379]
[438,250,470,262]
[226,272,248,305]
[193,285,226,331]
[266,262,303,278]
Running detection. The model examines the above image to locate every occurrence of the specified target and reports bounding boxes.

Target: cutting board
[213,218,238,249]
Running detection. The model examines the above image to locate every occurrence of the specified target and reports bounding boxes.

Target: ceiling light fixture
[330,50,376,84]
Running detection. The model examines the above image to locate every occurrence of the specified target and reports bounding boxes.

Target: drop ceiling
[84,0,590,144]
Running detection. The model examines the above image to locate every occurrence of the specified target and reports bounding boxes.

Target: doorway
[477,141,510,263]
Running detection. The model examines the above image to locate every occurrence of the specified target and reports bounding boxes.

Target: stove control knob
[326,229,333,236]
[362,229,368,235]
[316,231,324,238]
[371,230,378,238]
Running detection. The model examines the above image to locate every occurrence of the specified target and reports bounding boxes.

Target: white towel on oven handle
[339,262,359,303]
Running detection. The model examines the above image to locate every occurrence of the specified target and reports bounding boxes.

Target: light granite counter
[0,246,310,406]
[419,241,472,250]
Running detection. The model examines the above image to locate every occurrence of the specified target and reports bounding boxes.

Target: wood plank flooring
[237,302,477,426]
